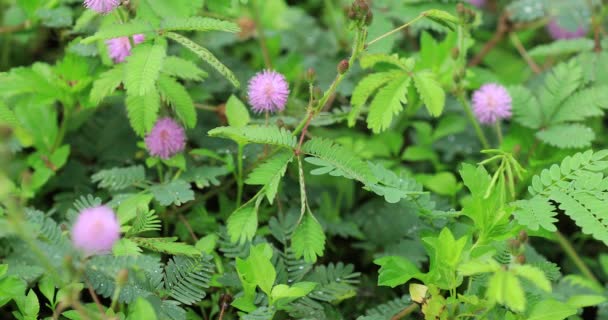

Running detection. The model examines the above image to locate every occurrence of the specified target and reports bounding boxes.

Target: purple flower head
[472,83,512,125]
[547,20,587,40]
[247,70,290,113]
[72,206,120,256]
[145,117,187,159]
[467,0,485,8]
[84,0,121,14]
[105,34,145,63]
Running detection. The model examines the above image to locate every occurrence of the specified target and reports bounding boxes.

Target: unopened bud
[457,3,465,16]
[518,230,528,243]
[338,59,350,74]
[306,67,316,83]
[516,254,526,264]
[365,11,374,26]
[508,238,521,251]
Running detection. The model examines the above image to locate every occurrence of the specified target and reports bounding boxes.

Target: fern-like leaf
[302,137,377,185]
[164,255,214,305]
[245,151,294,203]
[91,166,146,191]
[413,70,445,117]
[160,17,239,33]
[366,75,410,133]
[348,71,402,127]
[125,44,166,96]
[81,20,154,43]
[126,91,161,136]
[161,56,207,81]
[291,212,326,263]
[536,124,595,149]
[127,209,161,236]
[166,32,240,88]
[89,66,124,105]
[208,125,297,148]
[158,75,197,128]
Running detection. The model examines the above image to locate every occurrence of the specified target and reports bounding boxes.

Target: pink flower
[105,34,145,63]
[84,0,121,14]
[546,20,587,40]
[247,70,290,113]
[72,206,120,256]
[472,84,512,125]
[145,117,186,159]
[467,0,485,8]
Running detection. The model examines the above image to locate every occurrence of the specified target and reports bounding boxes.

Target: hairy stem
[391,303,419,320]
[509,32,541,74]
[456,92,490,149]
[236,143,245,207]
[367,15,424,47]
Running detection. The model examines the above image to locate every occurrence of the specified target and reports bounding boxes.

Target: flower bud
[518,230,528,243]
[338,59,350,74]
[516,254,526,264]
[306,67,316,83]
[365,11,374,26]
[451,48,460,60]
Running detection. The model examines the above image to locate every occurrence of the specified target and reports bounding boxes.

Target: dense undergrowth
[2,0,608,319]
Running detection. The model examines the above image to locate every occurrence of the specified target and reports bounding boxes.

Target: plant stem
[456,93,490,149]
[293,28,366,136]
[391,303,419,320]
[509,32,541,74]
[236,143,245,207]
[555,230,600,286]
[494,121,503,145]
[367,15,424,47]
[251,0,272,69]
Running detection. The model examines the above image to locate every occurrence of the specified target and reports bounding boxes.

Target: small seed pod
[518,230,528,243]
[306,67,316,83]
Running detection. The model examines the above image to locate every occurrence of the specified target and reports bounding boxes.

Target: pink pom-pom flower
[472,83,512,125]
[84,0,121,14]
[145,117,187,159]
[467,0,485,8]
[105,34,145,63]
[247,70,290,113]
[546,20,587,40]
[72,206,120,256]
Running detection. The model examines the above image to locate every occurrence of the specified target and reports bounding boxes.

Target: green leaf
[551,189,608,245]
[133,237,201,256]
[158,75,197,128]
[413,70,445,117]
[512,196,558,232]
[374,256,422,288]
[126,91,161,136]
[348,71,401,127]
[150,180,194,206]
[527,300,577,320]
[89,65,124,105]
[487,270,525,312]
[422,9,459,31]
[291,212,326,263]
[236,243,276,296]
[510,85,543,129]
[161,17,239,33]
[512,265,552,292]
[270,282,317,308]
[82,20,155,43]
[208,125,297,148]
[92,166,146,191]
[161,56,207,81]
[529,38,594,58]
[125,44,166,96]
[0,274,26,307]
[225,95,250,128]
[536,124,595,149]
[366,75,410,133]
[458,258,501,276]
[226,205,258,244]
[538,60,583,123]
[113,238,143,256]
[245,151,293,204]
[128,297,158,320]
[164,255,214,305]
[15,289,39,319]
[166,32,240,88]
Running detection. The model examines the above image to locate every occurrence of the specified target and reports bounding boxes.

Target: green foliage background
[2,0,608,319]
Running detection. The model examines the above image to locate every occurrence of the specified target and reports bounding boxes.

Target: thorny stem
[555,231,601,286]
